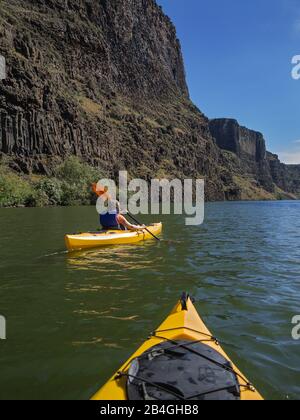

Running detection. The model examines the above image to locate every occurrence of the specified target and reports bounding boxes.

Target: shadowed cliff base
[0,0,299,203]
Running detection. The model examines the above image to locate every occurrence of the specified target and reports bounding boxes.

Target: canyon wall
[0,0,232,200]
[210,119,300,198]
[0,0,299,201]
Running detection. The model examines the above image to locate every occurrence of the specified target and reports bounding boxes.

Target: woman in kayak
[93,184,145,231]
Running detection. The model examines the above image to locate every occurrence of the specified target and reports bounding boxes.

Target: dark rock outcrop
[267,152,300,195]
[210,119,300,198]
[210,119,274,193]
[286,165,300,194]
[209,119,266,163]
[267,152,288,191]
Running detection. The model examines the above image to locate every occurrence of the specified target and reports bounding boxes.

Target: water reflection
[66,242,162,273]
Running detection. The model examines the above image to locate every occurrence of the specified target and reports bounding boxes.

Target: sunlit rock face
[0,0,298,200]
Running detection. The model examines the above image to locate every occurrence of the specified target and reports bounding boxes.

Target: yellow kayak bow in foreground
[65,223,162,251]
[92,294,263,401]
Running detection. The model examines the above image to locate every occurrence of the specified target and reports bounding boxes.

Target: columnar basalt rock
[210,119,300,197]
[209,119,266,163]
[0,0,299,200]
[0,0,234,200]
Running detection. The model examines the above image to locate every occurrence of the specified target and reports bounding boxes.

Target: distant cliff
[210,119,300,199]
[0,0,299,202]
[267,152,300,195]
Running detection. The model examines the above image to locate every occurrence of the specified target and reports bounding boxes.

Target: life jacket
[100,211,120,229]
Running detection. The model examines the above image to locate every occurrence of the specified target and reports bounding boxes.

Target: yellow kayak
[92,294,263,401]
[65,223,162,251]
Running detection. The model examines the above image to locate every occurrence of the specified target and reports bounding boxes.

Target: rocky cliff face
[209,119,267,164]
[286,165,300,194]
[267,152,300,195]
[210,119,300,198]
[0,0,299,201]
[0,0,232,200]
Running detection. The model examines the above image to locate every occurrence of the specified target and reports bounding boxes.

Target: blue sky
[157,0,300,164]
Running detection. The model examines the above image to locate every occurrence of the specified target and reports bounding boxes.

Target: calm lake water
[0,201,299,400]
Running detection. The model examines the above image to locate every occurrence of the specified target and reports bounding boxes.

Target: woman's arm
[117,214,146,231]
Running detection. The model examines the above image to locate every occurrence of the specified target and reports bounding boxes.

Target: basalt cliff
[209,119,300,200]
[0,0,299,201]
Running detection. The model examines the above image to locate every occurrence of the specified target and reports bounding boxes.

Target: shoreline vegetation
[0,157,102,208]
[0,156,298,209]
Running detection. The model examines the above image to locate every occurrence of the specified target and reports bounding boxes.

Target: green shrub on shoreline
[0,157,103,208]
[0,165,35,207]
